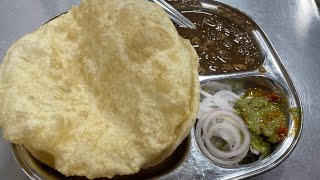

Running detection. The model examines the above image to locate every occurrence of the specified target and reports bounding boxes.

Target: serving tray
[11,1,303,179]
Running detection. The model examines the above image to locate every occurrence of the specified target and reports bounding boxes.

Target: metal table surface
[0,0,319,179]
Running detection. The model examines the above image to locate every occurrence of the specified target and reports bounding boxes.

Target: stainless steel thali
[10,1,303,179]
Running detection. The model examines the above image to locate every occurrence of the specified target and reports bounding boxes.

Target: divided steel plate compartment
[10,1,303,179]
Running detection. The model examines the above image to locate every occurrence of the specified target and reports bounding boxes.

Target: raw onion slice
[201,97,216,107]
[250,146,260,155]
[197,104,214,119]
[209,123,241,151]
[200,89,214,98]
[196,109,250,165]
[212,90,241,112]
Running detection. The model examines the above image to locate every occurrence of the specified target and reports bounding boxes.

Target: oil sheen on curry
[175,9,263,75]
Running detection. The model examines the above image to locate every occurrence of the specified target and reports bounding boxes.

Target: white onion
[209,123,241,151]
[196,109,250,165]
[200,89,214,98]
[197,104,214,119]
[204,123,241,158]
[201,97,216,107]
[250,146,260,155]
[212,90,241,112]
[197,84,251,165]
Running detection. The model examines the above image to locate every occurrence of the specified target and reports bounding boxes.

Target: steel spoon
[152,0,196,29]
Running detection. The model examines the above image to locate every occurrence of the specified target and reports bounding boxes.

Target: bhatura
[0,0,199,179]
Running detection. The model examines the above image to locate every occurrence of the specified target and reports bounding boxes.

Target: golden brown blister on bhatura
[0,0,199,179]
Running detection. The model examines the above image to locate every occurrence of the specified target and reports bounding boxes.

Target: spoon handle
[152,0,196,29]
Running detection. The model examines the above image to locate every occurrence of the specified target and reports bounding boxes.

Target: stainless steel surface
[3,1,304,179]
[152,0,196,29]
[0,0,319,179]
[167,2,303,178]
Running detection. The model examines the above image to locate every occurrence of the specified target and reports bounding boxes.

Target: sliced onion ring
[196,109,250,165]
[200,89,214,98]
[212,90,241,112]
